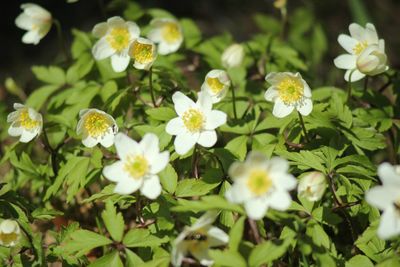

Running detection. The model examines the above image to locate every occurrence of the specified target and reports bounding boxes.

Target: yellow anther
[206,77,225,94]
[124,155,149,179]
[277,77,304,104]
[162,22,181,43]
[353,41,368,55]
[182,108,205,133]
[130,41,154,63]
[84,112,111,137]
[247,169,273,196]
[107,27,130,52]
[19,109,39,130]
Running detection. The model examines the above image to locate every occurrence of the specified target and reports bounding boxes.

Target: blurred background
[1,0,399,98]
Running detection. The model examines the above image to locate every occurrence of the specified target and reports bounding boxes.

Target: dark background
[1,0,399,93]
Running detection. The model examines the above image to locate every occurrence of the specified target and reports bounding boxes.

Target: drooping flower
[15,3,52,45]
[7,103,43,143]
[273,0,287,9]
[0,219,21,247]
[103,133,169,199]
[92,16,140,72]
[366,163,400,239]
[147,18,183,55]
[225,152,297,220]
[264,72,313,118]
[171,211,229,266]
[166,91,227,155]
[200,69,231,103]
[297,172,327,202]
[334,23,388,82]
[221,43,245,69]
[128,37,157,70]
[76,109,118,148]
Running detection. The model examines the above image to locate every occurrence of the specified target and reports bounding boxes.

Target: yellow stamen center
[247,169,273,196]
[84,112,111,137]
[353,41,368,55]
[162,22,181,43]
[0,232,18,246]
[277,77,304,104]
[130,41,154,63]
[107,27,131,52]
[182,109,205,133]
[185,229,209,254]
[19,109,40,130]
[124,155,149,179]
[206,77,225,94]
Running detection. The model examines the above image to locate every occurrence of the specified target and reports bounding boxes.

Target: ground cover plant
[1,0,400,266]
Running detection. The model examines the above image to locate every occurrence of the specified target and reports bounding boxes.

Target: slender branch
[298,112,310,143]
[378,80,392,93]
[53,19,70,62]
[327,172,342,207]
[191,144,199,179]
[248,219,262,244]
[231,82,238,119]
[148,67,157,107]
[346,70,355,103]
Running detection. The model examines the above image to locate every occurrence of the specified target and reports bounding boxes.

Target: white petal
[273,99,294,118]
[191,211,219,230]
[338,34,358,54]
[204,110,227,130]
[225,180,252,203]
[268,191,292,211]
[171,242,187,267]
[197,130,217,148]
[366,186,398,210]
[244,198,269,220]
[22,30,41,45]
[166,117,185,136]
[92,38,114,60]
[14,103,25,110]
[158,40,182,55]
[8,126,23,137]
[191,249,213,266]
[103,161,130,182]
[197,91,213,112]
[377,207,400,240]
[344,69,365,82]
[19,129,38,143]
[114,178,142,195]
[147,28,163,43]
[272,173,297,191]
[302,81,312,98]
[297,98,313,116]
[140,133,159,161]
[7,111,19,123]
[126,22,140,39]
[378,162,400,186]
[15,13,34,30]
[149,151,169,174]
[264,87,278,101]
[172,92,196,116]
[365,23,379,44]
[114,133,141,161]
[207,227,229,247]
[82,135,99,148]
[99,131,115,148]
[111,54,130,72]
[349,23,365,41]
[140,175,162,199]
[21,3,51,18]
[334,54,357,69]
[92,22,108,38]
[174,132,198,155]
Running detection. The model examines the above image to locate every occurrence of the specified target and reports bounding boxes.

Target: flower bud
[0,219,21,247]
[274,0,287,9]
[356,44,388,76]
[297,172,327,202]
[221,43,244,69]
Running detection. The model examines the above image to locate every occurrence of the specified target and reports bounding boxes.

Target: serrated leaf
[101,200,125,242]
[123,229,169,248]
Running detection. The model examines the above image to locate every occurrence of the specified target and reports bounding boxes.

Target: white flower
[102,133,169,199]
[92,16,140,72]
[264,72,313,118]
[128,37,157,70]
[171,211,229,267]
[76,109,118,148]
[15,3,52,45]
[297,172,327,202]
[366,163,400,239]
[334,23,388,82]
[225,152,297,220]
[7,103,42,143]
[147,18,183,55]
[0,219,21,247]
[200,69,231,103]
[166,91,227,155]
[221,43,245,69]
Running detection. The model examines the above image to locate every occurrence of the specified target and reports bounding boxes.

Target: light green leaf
[32,65,66,85]
[158,164,178,194]
[122,229,169,248]
[88,251,123,267]
[101,200,125,242]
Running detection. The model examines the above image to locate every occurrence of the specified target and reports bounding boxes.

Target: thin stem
[53,19,70,62]
[327,172,342,207]
[280,7,288,40]
[148,67,157,107]
[248,219,262,244]
[297,112,310,143]
[191,144,199,178]
[346,70,355,103]
[231,82,238,119]
[363,76,369,94]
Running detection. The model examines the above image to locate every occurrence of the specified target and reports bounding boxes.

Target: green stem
[298,112,310,143]
[191,144,199,178]
[231,83,238,119]
[346,69,356,103]
[53,19,70,62]
[280,7,288,40]
[363,76,369,94]
[149,67,157,107]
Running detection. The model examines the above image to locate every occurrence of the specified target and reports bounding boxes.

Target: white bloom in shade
[366,163,400,239]
[225,152,297,220]
[15,3,52,45]
[297,172,327,202]
[76,109,118,148]
[7,103,42,143]
[200,69,231,103]
[334,23,388,82]
[128,37,157,70]
[103,133,169,199]
[147,18,183,55]
[166,91,227,155]
[92,16,140,72]
[171,211,229,267]
[264,72,313,118]
[0,220,21,247]
[221,43,245,69]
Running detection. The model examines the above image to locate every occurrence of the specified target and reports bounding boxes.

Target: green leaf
[225,135,248,161]
[175,177,220,197]
[26,85,59,110]
[88,251,123,267]
[125,249,144,267]
[345,255,374,267]
[158,164,178,194]
[172,195,244,213]
[32,65,66,85]
[63,230,113,257]
[209,250,247,267]
[146,107,176,121]
[101,200,125,242]
[180,18,202,48]
[228,216,246,252]
[248,237,293,267]
[122,229,169,248]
